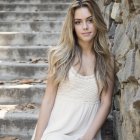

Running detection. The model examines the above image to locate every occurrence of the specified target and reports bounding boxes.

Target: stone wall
[96,0,140,140]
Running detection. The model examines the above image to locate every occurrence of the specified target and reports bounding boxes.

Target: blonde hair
[48,0,114,92]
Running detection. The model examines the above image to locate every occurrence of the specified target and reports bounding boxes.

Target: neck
[78,40,94,55]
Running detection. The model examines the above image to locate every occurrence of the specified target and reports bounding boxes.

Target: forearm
[34,98,54,140]
[84,102,111,140]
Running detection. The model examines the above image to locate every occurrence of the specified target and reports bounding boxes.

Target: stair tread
[0,3,70,5]
[0,83,46,105]
[0,0,71,3]
[0,21,63,32]
[0,32,60,34]
[0,21,62,23]
[0,45,51,48]
[0,83,46,88]
[0,61,48,66]
[0,11,66,13]
[0,104,39,120]
[0,11,66,21]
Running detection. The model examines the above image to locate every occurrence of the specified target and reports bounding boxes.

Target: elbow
[105,100,112,109]
[101,100,112,111]
[106,101,112,113]
[41,96,55,111]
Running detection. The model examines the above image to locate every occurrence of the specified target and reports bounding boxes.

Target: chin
[81,37,94,42]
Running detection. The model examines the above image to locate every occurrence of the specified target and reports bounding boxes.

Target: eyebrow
[74,16,93,20]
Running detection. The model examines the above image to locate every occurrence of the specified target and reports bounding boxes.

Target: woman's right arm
[34,77,59,140]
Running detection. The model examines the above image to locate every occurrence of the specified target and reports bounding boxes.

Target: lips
[81,32,91,36]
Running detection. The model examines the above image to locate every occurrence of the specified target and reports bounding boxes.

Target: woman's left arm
[82,58,115,140]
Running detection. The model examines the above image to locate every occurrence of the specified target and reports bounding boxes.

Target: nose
[82,21,88,30]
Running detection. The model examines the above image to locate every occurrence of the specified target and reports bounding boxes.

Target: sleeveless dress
[31,66,102,140]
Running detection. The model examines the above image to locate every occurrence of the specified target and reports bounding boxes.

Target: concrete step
[0,32,59,45]
[0,11,66,21]
[0,104,39,140]
[0,46,50,61]
[0,21,62,32]
[0,84,45,105]
[0,62,48,81]
[0,3,70,12]
[0,0,71,4]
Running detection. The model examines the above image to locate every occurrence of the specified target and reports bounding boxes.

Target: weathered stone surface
[134,49,140,79]
[121,0,140,22]
[113,95,121,111]
[103,2,113,30]
[125,14,140,48]
[111,2,122,22]
[133,0,140,9]
[113,111,122,140]
[122,83,138,112]
[103,0,112,6]
[112,24,125,55]
[123,48,140,82]
[111,1,140,140]
[133,87,140,110]
[117,49,136,83]
[115,32,132,63]
[108,21,117,39]
[120,83,140,140]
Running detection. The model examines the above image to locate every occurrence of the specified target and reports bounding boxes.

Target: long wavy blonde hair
[48,0,114,92]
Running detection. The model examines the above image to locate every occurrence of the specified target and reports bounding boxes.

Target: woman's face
[74,7,97,44]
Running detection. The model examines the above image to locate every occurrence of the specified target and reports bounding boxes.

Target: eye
[87,18,93,23]
[74,20,81,25]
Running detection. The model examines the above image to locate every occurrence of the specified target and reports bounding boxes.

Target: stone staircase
[0,0,113,140]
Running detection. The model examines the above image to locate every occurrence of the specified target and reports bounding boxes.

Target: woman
[32,0,114,140]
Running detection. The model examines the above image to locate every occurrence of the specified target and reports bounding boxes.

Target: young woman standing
[32,0,114,140]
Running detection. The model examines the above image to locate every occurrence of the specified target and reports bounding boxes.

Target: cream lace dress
[31,66,102,140]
